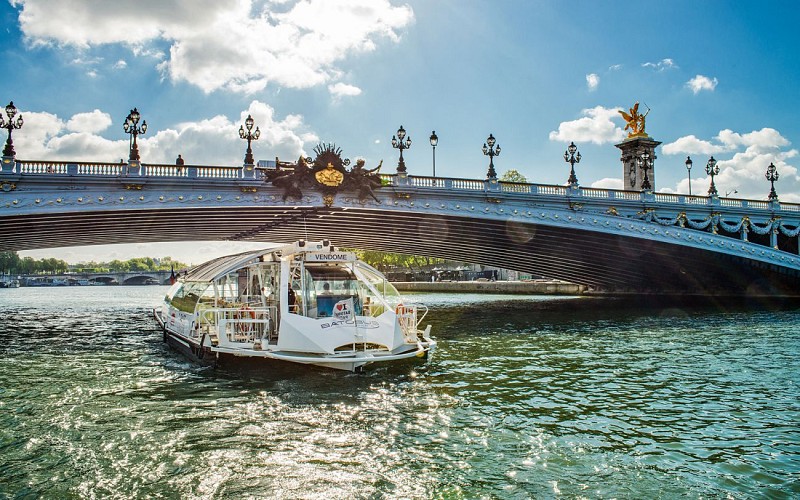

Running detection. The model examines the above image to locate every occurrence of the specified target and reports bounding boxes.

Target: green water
[1,287,798,498]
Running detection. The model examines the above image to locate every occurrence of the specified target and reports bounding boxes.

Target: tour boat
[153,240,436,372]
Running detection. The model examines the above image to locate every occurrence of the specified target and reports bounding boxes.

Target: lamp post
[563,141,581,187]
[429,130,438,179]
[685,156,693,196]
[637,151,652,191]
[239,114,260,165]
[706,156,719,196]
[766,162,779,201]
[0,102,24,157]
[123,108,147,162]
[391,125,411,173]
[482,133,500,180]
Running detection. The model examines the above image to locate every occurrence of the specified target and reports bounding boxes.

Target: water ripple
[0,288,798,498]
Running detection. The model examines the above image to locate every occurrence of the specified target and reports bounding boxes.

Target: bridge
[1,152,799,297]
[17,270,172,285]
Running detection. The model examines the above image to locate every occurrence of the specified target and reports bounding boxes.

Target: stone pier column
[615,137,661,191]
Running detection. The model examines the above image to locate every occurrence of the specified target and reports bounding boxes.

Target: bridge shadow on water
[426,294,800,341]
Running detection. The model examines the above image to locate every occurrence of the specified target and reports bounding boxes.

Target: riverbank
[393,280,586,295]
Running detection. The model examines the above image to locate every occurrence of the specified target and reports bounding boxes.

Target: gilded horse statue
[619,102,650,138]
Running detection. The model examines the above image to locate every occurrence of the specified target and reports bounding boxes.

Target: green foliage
[500,169,528,183]
[342,248,458,272]
[0,251,188,275]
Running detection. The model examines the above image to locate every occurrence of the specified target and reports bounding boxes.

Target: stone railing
[4,159,798,214]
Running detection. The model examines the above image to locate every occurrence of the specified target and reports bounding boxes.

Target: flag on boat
[169,265,176,285]
[333,297,354,321]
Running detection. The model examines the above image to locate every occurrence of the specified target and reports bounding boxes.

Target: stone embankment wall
[392,280,586,295]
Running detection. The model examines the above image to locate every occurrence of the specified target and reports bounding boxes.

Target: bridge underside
[2,206,797,297]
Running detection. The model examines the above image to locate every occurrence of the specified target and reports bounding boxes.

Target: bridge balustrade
[77,162,125,176]
[16,160,69,174]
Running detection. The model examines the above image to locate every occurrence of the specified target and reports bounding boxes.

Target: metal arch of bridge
[2,159,800,296]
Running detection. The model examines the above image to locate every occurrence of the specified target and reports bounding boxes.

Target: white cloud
[548,106,626,145]
[662,135,726,155]
[663,127,799,202]
[608,64,623,71]
[328,82,362,99]
[12,0,414,94]
[642,58,677,71]
[663,128,789,156]
[13,100,316,165]
[686,74,718,94]
[66,110,113,134]
[591,178,623,190]
[585,73,599,91]
[113,59,127,69]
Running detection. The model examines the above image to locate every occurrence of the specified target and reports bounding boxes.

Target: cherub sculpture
[346,159,383,203]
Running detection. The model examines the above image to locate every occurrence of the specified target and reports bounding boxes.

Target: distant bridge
[18,270,173,285]
[1,157,799,297]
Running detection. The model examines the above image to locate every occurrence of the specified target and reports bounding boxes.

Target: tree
[0,251,21,274]
[500,169,528,183]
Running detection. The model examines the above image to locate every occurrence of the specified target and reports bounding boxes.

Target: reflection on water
[1,287,798,498]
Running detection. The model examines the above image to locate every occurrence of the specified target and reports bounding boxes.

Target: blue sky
[4,0,799,263]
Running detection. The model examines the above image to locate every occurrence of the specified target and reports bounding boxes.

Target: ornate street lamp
[563,141,581,187]
[429,130,438,179]
[391,125,411,173]
[123,107,147,162]
[685,156,693,196]
[706,156,719,196]
[0,101,24,157]
[482,133,500,179]
[637,151,653,191]
[766,162,779,201]
[239,114,260,165]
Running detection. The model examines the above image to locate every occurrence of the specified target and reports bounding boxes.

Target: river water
[0,287,798,498]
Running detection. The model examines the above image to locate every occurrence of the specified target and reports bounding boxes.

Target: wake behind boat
[153,240,436,372]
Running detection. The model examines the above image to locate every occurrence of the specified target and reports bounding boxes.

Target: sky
[3,0,799,264]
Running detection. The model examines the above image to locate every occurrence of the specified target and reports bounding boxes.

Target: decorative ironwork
[482,133,500,180]
[239,115,260,165]
[123,108,147,162]
[1,102,23,157]
[564,141,581,187]
[706,156,719,196]
[391,125,411,173]
[1,181,16,192]
[266,143,382,206]
[766,162,779,201]
[619,102,649,138]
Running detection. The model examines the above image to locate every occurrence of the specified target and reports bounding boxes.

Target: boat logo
[320,319,380,330]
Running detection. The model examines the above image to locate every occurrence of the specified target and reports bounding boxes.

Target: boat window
[355,262,403,310]
[165,282,210,313]
[303,264,363,318]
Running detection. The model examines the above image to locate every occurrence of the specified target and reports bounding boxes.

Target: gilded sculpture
[619,102,650,138]
[267,143,383,206]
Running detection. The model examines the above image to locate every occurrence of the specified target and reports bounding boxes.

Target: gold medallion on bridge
[315,162,344,187]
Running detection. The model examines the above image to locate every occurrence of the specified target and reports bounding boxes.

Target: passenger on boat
[288,288,297,313]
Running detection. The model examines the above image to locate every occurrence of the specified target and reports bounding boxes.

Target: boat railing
[396,303,427,342]
[198,306,277,346]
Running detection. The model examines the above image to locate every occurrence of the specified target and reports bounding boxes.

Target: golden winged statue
[619,102,650,138]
